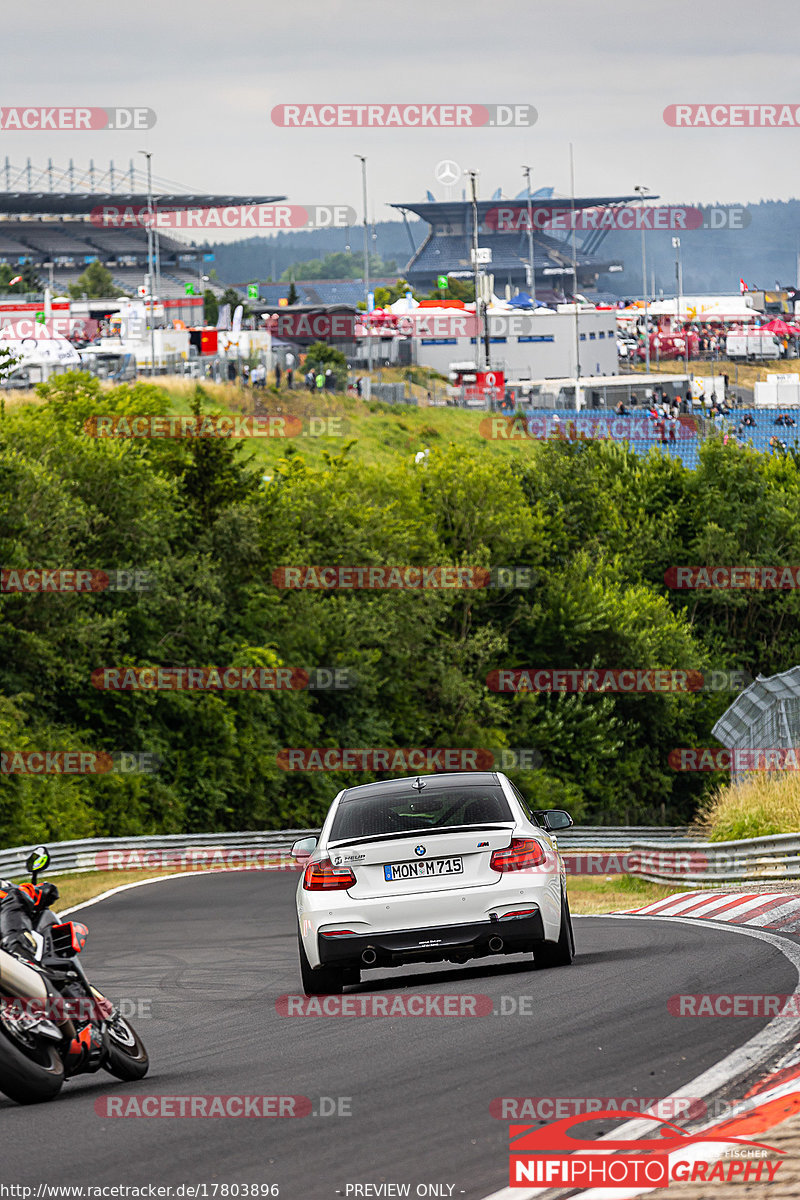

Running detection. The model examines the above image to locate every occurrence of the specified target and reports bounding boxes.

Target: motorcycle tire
[0,1020,64,1105]
[104,1015,149,1081]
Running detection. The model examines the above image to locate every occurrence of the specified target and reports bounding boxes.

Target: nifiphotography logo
[508,1110,783,1187]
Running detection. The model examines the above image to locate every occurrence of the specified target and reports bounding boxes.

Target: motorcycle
[0,845,149,1104]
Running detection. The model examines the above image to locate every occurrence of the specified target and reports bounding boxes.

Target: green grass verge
[694,774,800,841]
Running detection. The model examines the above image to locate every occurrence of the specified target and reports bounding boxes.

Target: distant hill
[203,199,800,296]
[597,199,800,296]
[202,221,425,285]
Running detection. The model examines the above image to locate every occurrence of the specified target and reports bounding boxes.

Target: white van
[726,333,782,360]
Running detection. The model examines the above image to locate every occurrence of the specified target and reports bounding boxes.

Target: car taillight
[490,838,546,873]
[303,858,356,891]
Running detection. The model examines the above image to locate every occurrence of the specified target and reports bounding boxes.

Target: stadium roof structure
[389,195,655,290]
[0,192,286,216]
[390,196,649,224]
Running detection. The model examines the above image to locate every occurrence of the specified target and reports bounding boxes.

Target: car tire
[534,892,575,968]
[298,935,345,996]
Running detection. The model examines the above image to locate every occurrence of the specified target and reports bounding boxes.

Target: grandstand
[390,195,641,294]
[503,407,795,471]
[0,159,285,301]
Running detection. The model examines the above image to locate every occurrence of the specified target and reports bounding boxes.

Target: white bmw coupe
[292,771,575,994]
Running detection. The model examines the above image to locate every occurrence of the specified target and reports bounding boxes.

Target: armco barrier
[0,827,692,879]
[0,830,318,879]
[627,832,800,886]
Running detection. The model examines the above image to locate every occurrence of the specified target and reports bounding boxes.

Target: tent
[762,318,795,336]
[507,293,548,310]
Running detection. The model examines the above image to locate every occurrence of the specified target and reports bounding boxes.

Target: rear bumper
[318,910,545,968]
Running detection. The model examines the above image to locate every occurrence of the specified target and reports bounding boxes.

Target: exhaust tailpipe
[488,936,504,953]
[361,948,377,965]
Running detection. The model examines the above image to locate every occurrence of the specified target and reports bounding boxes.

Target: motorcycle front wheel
[104,1014,149,1081]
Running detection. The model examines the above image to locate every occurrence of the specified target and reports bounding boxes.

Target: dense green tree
[0,263,41,294]
[68,261,117,299]
[281,252,395,282]
[5,379,800,846]
[203,289,219,326]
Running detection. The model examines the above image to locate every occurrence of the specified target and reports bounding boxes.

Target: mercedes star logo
[435,160,461,186]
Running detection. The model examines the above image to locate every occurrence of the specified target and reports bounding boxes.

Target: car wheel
[298,935,345,995]
[534,892,575,968]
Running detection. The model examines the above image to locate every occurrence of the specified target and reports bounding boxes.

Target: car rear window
[329,785,513,843]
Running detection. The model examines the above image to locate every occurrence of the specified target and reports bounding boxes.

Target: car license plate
[383,857,463,881]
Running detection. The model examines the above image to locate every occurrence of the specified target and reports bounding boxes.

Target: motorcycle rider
[0,879,60,959]
[0,878,110,1069]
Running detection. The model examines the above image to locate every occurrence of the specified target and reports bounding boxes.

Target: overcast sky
[8,0,800,240]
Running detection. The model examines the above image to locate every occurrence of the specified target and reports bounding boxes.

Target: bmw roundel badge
[414,845,426,856]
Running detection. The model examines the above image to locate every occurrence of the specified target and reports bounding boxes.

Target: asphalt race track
[2,871,797,1198]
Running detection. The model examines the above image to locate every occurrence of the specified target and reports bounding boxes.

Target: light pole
[355,155,371,374]
[570,144,581,410]
[139,150,156,377]
[635,184,651,376]
[198,272,210,322]
[522,165,536,306]
[673,236,688,377]
[468,169,483,371]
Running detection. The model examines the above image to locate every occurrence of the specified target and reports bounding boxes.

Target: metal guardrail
[0,830,319,880]
[0,826,691,880]
[627,832,800,886]
[3,827,795,887]
[557,826,690,847]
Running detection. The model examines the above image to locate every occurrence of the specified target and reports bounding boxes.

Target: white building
[409,307,618,379]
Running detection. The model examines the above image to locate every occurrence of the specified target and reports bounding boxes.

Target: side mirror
[291,837,318,859]
[537,810,573,833]
[26,845,50,880]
